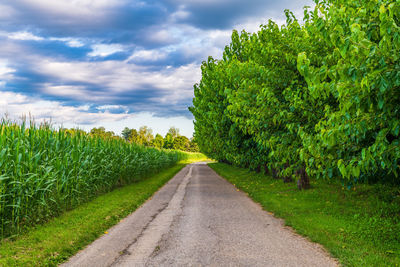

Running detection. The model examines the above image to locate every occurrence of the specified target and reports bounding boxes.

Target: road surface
[63,162,337,267]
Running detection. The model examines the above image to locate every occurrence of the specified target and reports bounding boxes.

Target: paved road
[63,163,337,267]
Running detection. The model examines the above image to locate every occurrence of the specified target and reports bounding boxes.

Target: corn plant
[0,119,185,238]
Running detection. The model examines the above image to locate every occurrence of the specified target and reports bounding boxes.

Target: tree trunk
[271,168,279,179]
[264,165,269,175]
[297,167,310,190]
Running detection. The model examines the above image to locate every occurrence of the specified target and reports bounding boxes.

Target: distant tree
[90,127,115,139]
[163,133,174,149]
[62,128,87,137]
[128,128,139,143]
[152,134,164,149]
[122,127,131,141]
[189,137,200,152]
[137,126,154,146]
[167,126,180,138]
[173,135,190,151]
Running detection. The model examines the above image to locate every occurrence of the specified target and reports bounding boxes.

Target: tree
[122,127,131,141]
[173,135,190,151]
[163,133,174,149]
[128,128,139,143]
[136,126,154,146]
[190,0,400,188]
[167,127,180,138]
[189,138,200,152]
[152,134,164,149]
[90,127,115,139]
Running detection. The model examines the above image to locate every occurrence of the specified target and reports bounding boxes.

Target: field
[0,121,189,238]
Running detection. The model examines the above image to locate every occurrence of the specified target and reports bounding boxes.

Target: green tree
[152,134,164,149]
[173,135,190,151]
[136,126,154,146]
[190,0,400,187]
[122,127,131,141]
[167,127,180,138]
[163,133,174,149]
[189,138,200,152]
[129,129,139,143]
[90,127,115,139]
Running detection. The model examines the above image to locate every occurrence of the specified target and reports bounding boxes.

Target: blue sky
[0,0,312,137]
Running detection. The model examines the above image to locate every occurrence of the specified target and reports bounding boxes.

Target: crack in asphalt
[111,165,193,266]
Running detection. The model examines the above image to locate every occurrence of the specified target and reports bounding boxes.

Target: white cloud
[88,44,125,57]
[0,60,16,81]
[31,57,200,104]
[129,49,168,62]
[170,5,190,22]
[8,31,44,41]
[97,105,129,112]
[49,37,85,47]
[40,84,96,101]
[0,91,130,125]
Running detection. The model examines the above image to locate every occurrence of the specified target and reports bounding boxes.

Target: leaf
[352,165,361,177]
[378,99,384,109]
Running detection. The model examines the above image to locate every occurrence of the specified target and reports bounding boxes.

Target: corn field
[0,120,185,238]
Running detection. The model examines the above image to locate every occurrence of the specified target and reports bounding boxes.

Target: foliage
[0,120,184,238]
[167,126,180,139]
[89,127,117,139]
[119,126,198,152]
[121,127,131,141]
[172,135,190,151]
[163,133,174,149]
[152,134,164,149]
[136,126,154,146]
[190,0,400,186]
[188,138,200,152]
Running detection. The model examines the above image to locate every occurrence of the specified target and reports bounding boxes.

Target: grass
[0,155,206,267]
[209,162,400,267]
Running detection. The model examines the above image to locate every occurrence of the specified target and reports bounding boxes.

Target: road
[63,162,337,267]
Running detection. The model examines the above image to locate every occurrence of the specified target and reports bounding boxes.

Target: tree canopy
[190,0,400,187]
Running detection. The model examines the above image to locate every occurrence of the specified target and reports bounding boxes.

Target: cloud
[49,37,85,48]
[0,0,314,136]
[0,60,16,80]
[0,90,130,125]
[128,49,169,62]
[8,31,44,41]
[166,0,313,29]
[88,44,126,57]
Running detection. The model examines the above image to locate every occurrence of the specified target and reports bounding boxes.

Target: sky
[0,0,312,137]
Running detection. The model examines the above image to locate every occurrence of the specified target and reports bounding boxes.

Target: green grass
[209,162,400,267]
[0,158,201,267]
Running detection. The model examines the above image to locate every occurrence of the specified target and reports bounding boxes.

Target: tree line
[190,0,400,189]
[86,126,199,152]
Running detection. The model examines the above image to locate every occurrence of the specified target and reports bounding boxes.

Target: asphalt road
[63,162,337,267]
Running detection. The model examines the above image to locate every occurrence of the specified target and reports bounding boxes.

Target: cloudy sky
[0,0,312,137]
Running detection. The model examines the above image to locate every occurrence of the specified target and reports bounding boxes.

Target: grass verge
[0,156,204,267]
[209,162,400,267]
